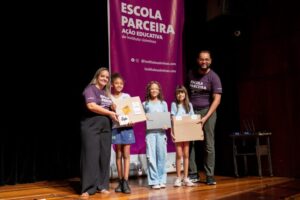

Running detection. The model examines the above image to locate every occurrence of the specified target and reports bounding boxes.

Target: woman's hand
[109,112,118,122]
[111,103,117,111]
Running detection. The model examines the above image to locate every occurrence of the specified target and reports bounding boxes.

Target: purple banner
[108,0,184,154]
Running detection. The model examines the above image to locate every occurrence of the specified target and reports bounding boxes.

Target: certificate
[146,112,171,130]
[172,115,204,142]
[113,96,146,126]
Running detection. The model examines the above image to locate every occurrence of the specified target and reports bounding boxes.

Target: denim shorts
[112,127,135,144]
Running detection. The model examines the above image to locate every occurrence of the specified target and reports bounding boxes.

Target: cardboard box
[172,115,204,142]
[113,96,146,126]
[146,112,171,130]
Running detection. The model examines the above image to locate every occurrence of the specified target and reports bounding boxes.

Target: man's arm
[200,93,221,124]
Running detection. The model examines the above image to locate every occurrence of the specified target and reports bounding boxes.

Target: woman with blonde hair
[80,67,118,198]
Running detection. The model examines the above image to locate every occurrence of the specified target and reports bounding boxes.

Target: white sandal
[99,189,110,194]
[80,192,89,199]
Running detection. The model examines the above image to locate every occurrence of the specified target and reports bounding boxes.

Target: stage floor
[0,173,299,200]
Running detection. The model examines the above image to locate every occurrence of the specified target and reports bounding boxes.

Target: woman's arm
[86,102,118,122]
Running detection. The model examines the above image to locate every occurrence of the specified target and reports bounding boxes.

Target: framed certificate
[172,115,204,142]
[113,96,146,126]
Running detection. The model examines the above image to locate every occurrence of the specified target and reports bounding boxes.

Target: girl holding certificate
[143,81,169,189]
[110,73,135,194]
[171,85,195,187]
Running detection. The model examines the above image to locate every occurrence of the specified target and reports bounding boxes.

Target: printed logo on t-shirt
[100,94,112,108]
[190,80,207,90]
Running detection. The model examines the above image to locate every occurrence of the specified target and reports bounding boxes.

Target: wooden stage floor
[0,173,299,200]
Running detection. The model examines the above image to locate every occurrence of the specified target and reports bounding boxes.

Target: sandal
[80,192,89,199]
[99,189,110,194]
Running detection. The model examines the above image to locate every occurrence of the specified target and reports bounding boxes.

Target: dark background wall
[1,0,299,185]
[203,0,300,177]
[236,1,300,177]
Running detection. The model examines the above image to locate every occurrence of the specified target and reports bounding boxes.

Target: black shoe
[206,176,216,185]
[188,173,200,183]
[122,179,131,194]
[115,179,123,192]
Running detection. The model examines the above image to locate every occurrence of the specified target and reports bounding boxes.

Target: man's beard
[199,64,210,73]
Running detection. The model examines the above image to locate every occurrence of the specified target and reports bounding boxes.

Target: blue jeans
[146,132,167,185]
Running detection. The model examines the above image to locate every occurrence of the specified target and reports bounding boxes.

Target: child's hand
[170,131,176,142]
[162,125,169,130]
[128,121,135,126]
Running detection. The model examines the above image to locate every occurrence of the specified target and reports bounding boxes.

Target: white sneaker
[174,177,182,187]
[151,184,161,189]
[160,183,166,188]
[183,177,195,187]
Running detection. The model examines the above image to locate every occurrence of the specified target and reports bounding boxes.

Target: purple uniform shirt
[83,84,113,111]
[188,69,222,110]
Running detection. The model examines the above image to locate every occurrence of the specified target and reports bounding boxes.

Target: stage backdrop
[108,0,184,178]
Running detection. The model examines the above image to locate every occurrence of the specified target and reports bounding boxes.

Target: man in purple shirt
[187,50,222,185]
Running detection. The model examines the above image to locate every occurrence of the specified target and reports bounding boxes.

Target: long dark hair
[175,85,191,113]
[145,81,164,102]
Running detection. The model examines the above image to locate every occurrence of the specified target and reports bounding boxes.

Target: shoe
[115,179,123,193]
[99,189,110,194]
[159,183,166,188]
[188,174,200,183]
[183,177,195,187]
[206,176,217,185]
[122,179,131,194]
[151,184,161,189]
[174,177,182,187]
[80,192,89,199]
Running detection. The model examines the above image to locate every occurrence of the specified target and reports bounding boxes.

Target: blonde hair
[89,67,110,94]
[145,81,164,102]
[174,85,191,113]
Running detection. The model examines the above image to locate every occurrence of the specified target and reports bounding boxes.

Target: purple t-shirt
[188,69,222,110]
[83,84,113,110]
